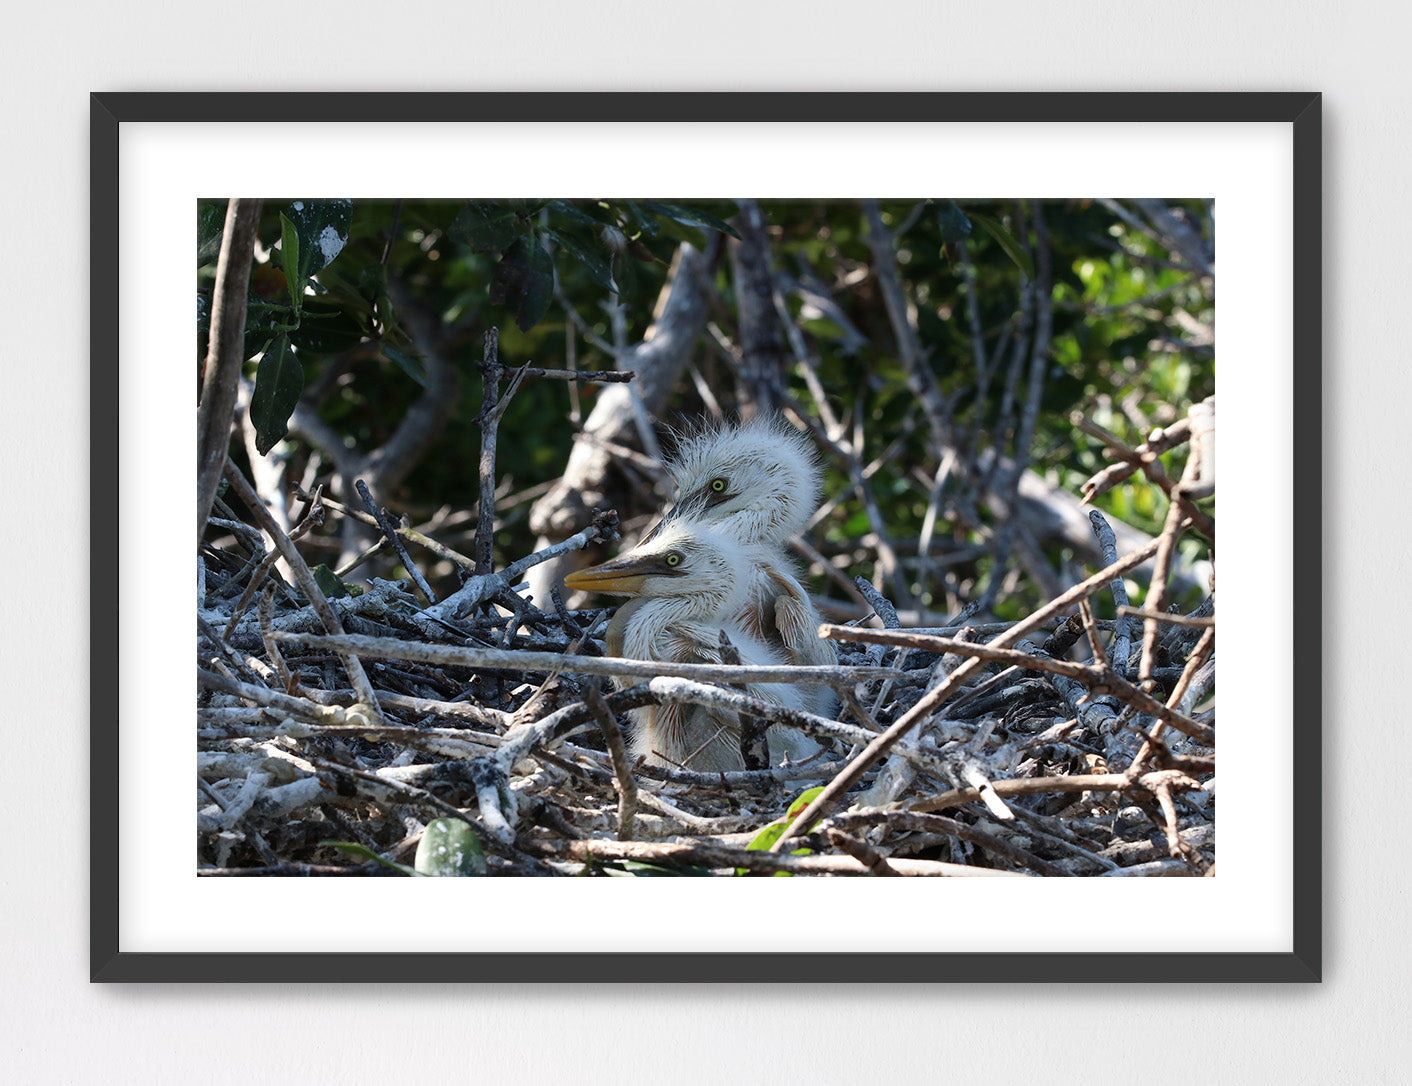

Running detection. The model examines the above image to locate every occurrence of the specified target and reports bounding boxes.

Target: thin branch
[475,328,501,576]
[270,631,902,689]
[354,478,436,605]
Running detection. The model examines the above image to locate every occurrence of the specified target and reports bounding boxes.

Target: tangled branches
[197,398,1215,878]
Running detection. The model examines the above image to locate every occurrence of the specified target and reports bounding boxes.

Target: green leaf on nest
[414,818,487,876]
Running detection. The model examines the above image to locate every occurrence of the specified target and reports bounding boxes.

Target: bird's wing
[762,567,838,668]
[663,621,734,667]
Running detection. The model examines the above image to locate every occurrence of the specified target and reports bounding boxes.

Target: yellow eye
[709,477,727,493]
[664,552,682,567]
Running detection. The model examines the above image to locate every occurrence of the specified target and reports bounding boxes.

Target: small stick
[957,761,1016,821]
[505,366,636,383]
[852,577,901,670]
[1180,396,1216,500]
[419,512,619,624]
[1140,439,1207,685]
[1076,404,1217,541]
[1078,598,1108,666]
[307,492,476,571]
[354,478,436,605]
[258,584,297,693]
[1116,606,1214,629]
[1086,510,1133,669]
[825,829,900,876]
[584,680,639,840]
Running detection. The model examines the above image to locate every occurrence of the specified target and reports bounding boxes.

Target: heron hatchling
[650,415,838,713]
[563,521,822,773]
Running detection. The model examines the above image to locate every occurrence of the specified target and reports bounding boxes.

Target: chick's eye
[664,552,682,567]
[709,477,727,493]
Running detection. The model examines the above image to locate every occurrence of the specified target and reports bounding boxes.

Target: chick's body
[655,416,838,714]
[565,523,821,773]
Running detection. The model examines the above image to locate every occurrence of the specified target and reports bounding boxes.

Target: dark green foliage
[447,201,521,253]
[488,235,555,331]
[969,209,1036,280]
[200,196,1213,618]
[935,199,973,243]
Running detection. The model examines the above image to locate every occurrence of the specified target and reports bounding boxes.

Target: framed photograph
[94,92,1320,982]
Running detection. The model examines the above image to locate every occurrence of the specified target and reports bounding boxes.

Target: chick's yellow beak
[562,560,648,596]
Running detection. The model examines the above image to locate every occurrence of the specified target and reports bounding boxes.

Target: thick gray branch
[197,198,262,543]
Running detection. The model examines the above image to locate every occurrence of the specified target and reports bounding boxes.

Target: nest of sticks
[197,409,1215,879]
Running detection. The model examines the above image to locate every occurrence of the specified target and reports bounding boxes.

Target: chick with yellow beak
[564,521,821,773]
[649,416,837,715]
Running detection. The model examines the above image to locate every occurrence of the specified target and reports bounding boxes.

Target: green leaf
[285,301,369,355]
[639,200,742,241]
[310,564,349,599]
[935,200,973,243]
[645,217,709,250]
[799,316,850,342]
[785,786,826,820]
[737,787,825,876]
[239,293,297,362]
[414,818,487,876]
[448,200,520,254]
[279,200,354,307]
[969,211,1036,281]
[279,212,303,308]
[289,199,353,273]
[610,246,638,298]
[620,200,659,239]
[309,265,376,319]
[489,234,555,331]
[384,346,431,388]
[322,840,419,876]
[544,225,615,293]
[249,335,304,455]
[546,200,617,229]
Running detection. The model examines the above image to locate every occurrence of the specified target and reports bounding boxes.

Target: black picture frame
[92,91,1321,983]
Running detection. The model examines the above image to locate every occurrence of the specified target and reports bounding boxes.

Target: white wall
[0,2,1393,1081]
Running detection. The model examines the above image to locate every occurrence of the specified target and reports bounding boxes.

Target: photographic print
[98,94,1319,980]
[197,194,1218,877]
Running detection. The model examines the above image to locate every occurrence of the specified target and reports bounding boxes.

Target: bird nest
[198,485,1215,880]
